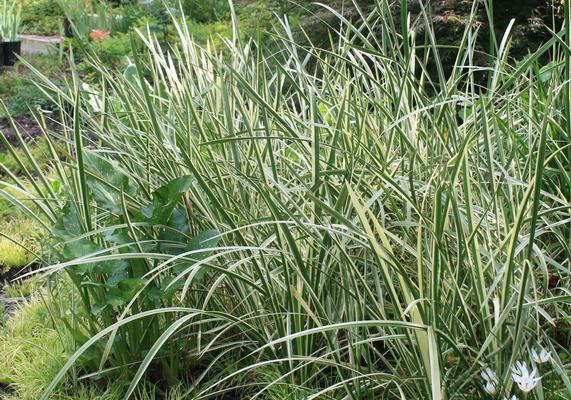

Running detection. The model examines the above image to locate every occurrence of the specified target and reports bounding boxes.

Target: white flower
[511,361,540,393]
[481,367,498,394]
[532,346,551,364]
[484,380,497,394]
[481,367,498,383]
[503,396,517,400]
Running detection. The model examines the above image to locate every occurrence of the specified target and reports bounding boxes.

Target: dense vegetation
[0,0,570,399]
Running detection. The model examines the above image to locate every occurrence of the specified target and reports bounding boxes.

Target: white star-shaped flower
[531,346,551,364]
[484,380,497,394]
[511,361,540,393]
[481,367,498,394]
[481,367,498,383]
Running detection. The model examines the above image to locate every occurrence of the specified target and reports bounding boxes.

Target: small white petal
[484,381,496,394]
[482,367,498,383]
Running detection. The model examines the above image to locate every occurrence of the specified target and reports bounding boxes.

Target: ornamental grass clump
[1,0,571,398]
[0,0,20,42]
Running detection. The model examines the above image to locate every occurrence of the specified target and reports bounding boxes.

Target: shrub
[89,31,132,66]
[19,0,62,35]
[179,0,230,23]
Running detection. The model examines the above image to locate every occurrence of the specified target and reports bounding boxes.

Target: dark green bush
[20,0,63,35]
[179,0,230,23]
[91,32,132,66]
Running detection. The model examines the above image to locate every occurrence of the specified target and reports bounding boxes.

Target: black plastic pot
[63,17,73,38]
[2,40,21,66]
[0,42,4,67]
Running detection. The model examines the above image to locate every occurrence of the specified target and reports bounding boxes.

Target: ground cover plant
[0,0,571,399]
